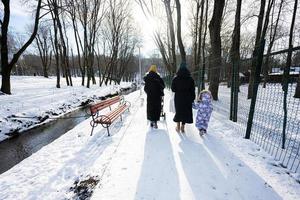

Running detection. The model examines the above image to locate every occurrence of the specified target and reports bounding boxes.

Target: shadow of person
[135,129,181,200]
[177,131,282,200]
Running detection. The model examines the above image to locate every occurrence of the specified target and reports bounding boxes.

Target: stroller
[160,96,166,120]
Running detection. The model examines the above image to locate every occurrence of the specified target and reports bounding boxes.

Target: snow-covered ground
[0,76,132,142]
[216,84,300,173]
[0,89,299,200]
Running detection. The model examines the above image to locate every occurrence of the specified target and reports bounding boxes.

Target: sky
[8,0,162,57]
[7,0,300,59]
[8,0,192,58]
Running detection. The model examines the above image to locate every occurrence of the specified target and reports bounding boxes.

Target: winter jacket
[171,67,195,123]
[144,71,165,121]
[192,92,213,130]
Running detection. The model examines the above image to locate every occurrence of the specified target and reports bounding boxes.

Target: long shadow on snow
[26,113,129,199]
[178,124,282,200]
[135,129,181,200]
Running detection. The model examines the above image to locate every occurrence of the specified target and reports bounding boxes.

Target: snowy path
[1,90,299,200]
[91,92,282,200]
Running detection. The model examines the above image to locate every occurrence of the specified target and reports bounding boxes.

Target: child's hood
[202,93,212,104]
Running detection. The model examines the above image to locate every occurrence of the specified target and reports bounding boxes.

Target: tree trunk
[295,75,300,98]
[1,0,10,94]
[230,0,242,81]
[263,0,283,88]
[208,0,225,100]
[1,0,42,94]
[230,0,242,121]
[164,0,177,71]
[282,0,298,148]
[193,2,200,73]
[174,0,186,64]
[248,0,266,99]
[201,0,208,91]
[197,0,205,94]
[1,68,11,94]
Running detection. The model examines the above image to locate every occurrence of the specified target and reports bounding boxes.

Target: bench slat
[95,104,129,124]
[107,105,128,121]
[90,96,121,114]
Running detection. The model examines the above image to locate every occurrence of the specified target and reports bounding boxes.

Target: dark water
[0,108,89,174]
[0,87,136,175]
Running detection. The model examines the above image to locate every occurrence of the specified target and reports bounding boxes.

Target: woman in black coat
[144,65,165,128]
[171,63,195,133]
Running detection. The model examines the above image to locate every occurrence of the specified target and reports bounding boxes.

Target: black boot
[153,121,158,129]
[150,121,154,127]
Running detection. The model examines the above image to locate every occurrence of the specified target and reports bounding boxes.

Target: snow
[0,76,132,142]
[0,88,299,200]
[215,84,300,173]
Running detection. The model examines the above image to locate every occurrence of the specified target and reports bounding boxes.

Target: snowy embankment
[0,76,132,142]
[0,89,299,200]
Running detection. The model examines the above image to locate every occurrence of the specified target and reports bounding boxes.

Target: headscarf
[148,65,157,73]
[176,62,191,77]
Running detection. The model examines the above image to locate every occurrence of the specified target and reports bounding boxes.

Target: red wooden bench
[89,96,131,136]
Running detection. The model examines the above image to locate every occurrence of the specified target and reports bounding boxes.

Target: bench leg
[91,126,94,136]
[107,126,110,137]
[90,121,96,136]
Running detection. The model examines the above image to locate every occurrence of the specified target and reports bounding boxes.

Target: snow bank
[0,76,132,142]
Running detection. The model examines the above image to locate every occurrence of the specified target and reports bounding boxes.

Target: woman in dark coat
[171,63,195,133]
[144,65,165,128]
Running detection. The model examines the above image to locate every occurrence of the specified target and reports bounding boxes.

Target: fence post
[245,39,265,139]
[230,58,240,122]
[230,61,235,120]
[282,45,293,149]
[233,60,239,122]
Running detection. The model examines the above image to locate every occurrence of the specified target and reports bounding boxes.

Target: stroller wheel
[161,113,166,120]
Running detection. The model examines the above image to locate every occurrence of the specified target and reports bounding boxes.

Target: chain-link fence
[229,46,300,173]
[162,45,300,173]
[216,82,300,173]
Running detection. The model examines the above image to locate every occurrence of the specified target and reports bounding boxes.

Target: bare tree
[230,0,242,81]
[174,0,186,63]
[1,0,43,94]
[67,0,85,85]
[49,0,72,86]
[200,0,208,90]
[66,0,106,88]
[136,0,176,74]
[263,0,284,87]
[136,0,188,74]
[208,0,225,100]
[100,0,136,85]
[282,0,298,148]
[47,0,62,88]
[35,22,52,78]
[248,0,275,98]
[190,0,209,92]
[163,0,177,72]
